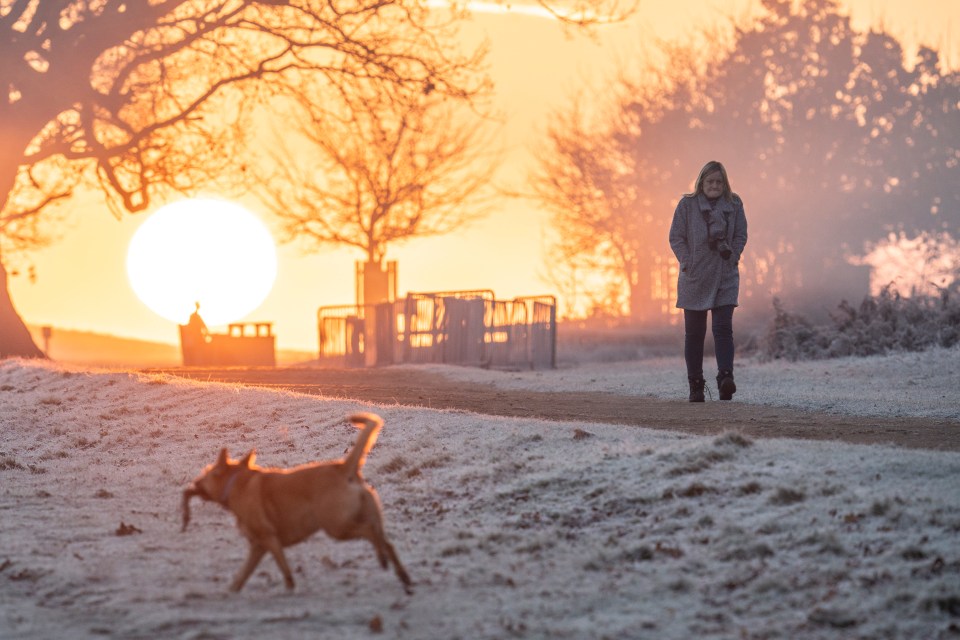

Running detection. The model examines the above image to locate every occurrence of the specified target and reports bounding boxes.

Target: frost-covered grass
[0,356,959,639]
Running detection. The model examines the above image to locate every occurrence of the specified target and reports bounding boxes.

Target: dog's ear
[240,450,256,468]
[216,448,229,466]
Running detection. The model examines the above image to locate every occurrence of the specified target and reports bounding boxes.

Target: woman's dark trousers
[683,305,735,379]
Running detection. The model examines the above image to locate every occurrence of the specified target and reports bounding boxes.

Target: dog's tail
[345,413,384,476]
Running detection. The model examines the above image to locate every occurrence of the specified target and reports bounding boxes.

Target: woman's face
[702,170,725,199]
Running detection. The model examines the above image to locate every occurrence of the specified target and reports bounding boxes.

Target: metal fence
[317,291,556,369]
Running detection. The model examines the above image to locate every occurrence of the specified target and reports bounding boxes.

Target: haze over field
[7,0,959,353]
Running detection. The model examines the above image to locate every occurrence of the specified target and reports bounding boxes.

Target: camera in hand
[709,231,732,260]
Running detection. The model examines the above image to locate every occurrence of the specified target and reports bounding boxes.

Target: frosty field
[1,351,958,639]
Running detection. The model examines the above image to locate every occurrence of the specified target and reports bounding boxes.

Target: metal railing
[317,291,556,369]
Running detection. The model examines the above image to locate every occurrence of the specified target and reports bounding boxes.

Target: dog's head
[181,448,256,532]
[190,448,257,501]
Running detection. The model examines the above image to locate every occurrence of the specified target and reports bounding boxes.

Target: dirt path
[144,366,960,452]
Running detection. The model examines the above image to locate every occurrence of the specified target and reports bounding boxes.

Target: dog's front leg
[230,543,266,592]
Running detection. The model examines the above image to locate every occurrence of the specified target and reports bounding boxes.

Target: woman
[668,160,748,402]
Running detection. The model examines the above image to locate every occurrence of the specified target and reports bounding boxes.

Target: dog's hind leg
[356,491,413,593]
[380,536,413,594]
[263,537,296,590]
[362,519,413,593]
[231,544,267,592]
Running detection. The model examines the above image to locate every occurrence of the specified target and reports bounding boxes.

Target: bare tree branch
[0,0,629,356]
[259,74,499,263]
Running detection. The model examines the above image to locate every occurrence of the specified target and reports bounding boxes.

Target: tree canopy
[259,75,498,265]
[0,0,635,358]
[0,0,484,231]
[0,0,485,358]
[533,0,960,321]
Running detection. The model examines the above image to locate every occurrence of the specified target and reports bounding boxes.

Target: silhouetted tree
[534,0,960,321]
[532,42,724,322]
[259,77,498,266]
[0,0,632,359]
[531,97,656,321]
[690,0,959,310]
[0,1,478,359]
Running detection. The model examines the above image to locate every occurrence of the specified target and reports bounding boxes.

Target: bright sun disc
[127,199,277,326]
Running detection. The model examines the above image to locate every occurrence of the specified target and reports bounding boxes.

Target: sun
[126,198,278,327]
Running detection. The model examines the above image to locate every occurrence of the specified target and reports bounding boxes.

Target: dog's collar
[219,470,242,504]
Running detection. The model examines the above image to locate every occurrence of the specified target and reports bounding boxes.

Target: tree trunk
[0,260,45,359]
[0,115,46,359]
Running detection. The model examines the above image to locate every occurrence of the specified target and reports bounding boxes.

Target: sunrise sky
[10,0,959,354]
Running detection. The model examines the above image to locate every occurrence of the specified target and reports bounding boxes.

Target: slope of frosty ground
[0,353,958,639]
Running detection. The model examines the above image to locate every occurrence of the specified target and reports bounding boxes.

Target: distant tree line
[532,0,960,323]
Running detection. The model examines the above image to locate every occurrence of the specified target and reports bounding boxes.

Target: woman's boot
[688,376,706,402]
[717,370,736,401]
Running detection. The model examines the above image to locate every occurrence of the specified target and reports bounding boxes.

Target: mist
[534,0,959,324]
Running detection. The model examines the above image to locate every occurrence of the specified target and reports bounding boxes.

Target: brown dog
[181,412,411,593]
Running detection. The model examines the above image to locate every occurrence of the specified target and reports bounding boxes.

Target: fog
[536,1,960,324]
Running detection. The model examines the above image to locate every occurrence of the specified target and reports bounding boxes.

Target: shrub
[759,283,960,361]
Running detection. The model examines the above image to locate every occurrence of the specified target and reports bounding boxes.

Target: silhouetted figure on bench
[179,303,276,366]
[181,302,209,365]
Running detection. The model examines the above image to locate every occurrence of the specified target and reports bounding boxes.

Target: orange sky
[11,0,960,354]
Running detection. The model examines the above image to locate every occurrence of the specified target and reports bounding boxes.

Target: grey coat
[668,193,748,310]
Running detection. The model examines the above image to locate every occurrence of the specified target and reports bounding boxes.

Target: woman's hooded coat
[668,193,748,310]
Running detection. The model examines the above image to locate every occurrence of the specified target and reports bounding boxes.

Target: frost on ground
[0,355,959,640]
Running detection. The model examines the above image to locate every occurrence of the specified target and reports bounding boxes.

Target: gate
[317,291,556,369]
